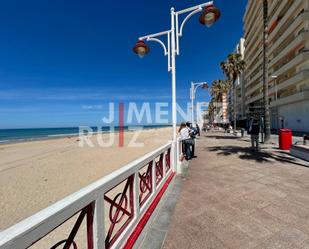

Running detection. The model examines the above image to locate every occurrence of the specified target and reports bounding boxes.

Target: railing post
[163,151,167,179]
[134,172,140,218]
[171,141,177,173]
[151,158,157,190]
[175,139,182,174]
[93,198,105,249]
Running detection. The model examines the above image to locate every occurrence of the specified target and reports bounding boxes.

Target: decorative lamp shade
[202,83,209,89]
[133,40,150,58]
[199,4,221,27]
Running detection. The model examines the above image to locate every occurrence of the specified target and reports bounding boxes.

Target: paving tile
[297,239,309,249]
[139,227,166,249]
[263,204,309,234]
[255,177,278,187]
[256,228,308,249]
[212,223,259,249]
[134,177,183,249]
[163,215,206,248]
[152,209,173,231]
[231,213,273,240]
[247,171,268,178]
[197,204,241,230]
[289,192,309,207]
[249,209,288,233]
[274,198,309,219]
[228,195,269,215]
[163,230,227,249]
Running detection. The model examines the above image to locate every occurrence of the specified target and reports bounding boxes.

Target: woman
[179,123,192,160]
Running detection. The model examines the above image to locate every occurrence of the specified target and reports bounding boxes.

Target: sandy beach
[0,127,172,231]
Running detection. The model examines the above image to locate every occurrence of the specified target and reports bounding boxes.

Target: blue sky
[0,0,247,129]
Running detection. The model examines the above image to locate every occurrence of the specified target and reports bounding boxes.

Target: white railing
[176,137,183,173]
[0,142,175,249]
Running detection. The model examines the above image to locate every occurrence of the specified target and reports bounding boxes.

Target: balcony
[268,0,304,41]
[245,52,263,78]
[246,80,263,97]
[245,36,263,66]
[247,69,263,86]
[270,89,309,107]
[270,31,309,70]
[272,50,309,77]
[269,70,309,96]
[245,22,263,55]
[269,11,309,55]
[268,0,283,23]
[246,93,263,105]
[245,46,263,73]
[244,0,261,37]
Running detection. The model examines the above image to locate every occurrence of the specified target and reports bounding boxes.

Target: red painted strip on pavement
[119,103,124,147]
[123,172,176,249]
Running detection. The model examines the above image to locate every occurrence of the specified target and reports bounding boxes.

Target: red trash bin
[279,129,292,150]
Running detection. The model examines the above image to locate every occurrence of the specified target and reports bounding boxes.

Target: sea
[0,125,170,144]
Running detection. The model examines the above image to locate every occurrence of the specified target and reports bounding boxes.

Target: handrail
[0,142,174,249]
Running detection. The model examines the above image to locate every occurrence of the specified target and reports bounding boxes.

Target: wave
[47,133,80,138]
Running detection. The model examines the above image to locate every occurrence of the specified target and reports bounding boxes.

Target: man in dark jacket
[196,123,201,137]
[249,117,260,151]
[186,122,196,158]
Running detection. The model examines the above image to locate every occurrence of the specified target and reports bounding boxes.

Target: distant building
[243,0,309,132]
[228,38,246,125]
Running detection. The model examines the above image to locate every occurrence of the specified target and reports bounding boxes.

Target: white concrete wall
[277,100,309,132]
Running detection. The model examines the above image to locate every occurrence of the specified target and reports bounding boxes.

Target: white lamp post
[190,82,209,124]
[133,2,220,172]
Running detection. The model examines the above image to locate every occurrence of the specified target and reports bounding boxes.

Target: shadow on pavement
[207,146,309,168]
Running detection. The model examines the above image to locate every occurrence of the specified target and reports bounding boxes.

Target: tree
[220,53,246,132]
[211,79,231,102]
[208,98,215,123]
[263,0,271,142]
[210,79,231,123]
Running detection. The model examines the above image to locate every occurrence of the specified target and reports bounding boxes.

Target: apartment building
[243,0,309,132]
[228,38,246,123]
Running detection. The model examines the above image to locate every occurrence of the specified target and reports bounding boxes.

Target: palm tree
[208,98,215,123]
[263,0,271,142]
[211,80,231,100]
[210,80,231,123]
[220,53,246,132]
[210,82,220,123]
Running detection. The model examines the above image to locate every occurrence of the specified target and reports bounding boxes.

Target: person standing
[249,117,260,151]
[179,123,192,161]
[186,122,196,158]
[260,116,265,143]
[196,123,201,137]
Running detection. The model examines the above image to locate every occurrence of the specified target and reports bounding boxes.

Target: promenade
[139,132,309,249]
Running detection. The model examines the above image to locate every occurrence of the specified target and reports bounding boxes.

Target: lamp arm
[146,37,168,56]
[194,84,202,96]
[193,82,208,95]
[139,30,172,72]
[179,7,203,37]
[176,1,213,15]
[175,1,213,54]
[139,30,171,40]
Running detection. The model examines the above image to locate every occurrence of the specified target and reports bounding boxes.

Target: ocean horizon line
[0,124,172,130]
[0,125,172,145]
